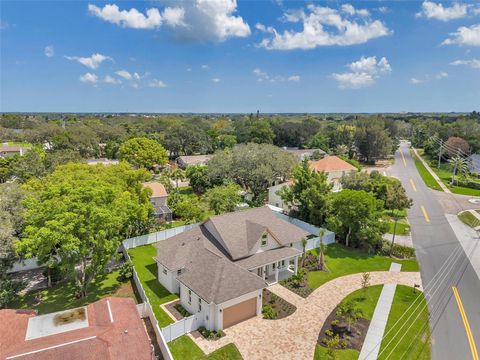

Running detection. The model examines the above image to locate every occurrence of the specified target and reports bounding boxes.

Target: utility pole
[450,148,460,187]
[438,139,443,169]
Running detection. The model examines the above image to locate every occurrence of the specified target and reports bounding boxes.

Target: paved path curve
[191,271,421,360]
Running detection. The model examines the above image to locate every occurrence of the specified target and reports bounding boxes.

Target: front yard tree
[205,183,241,215]
[326,190,386,250]
[16,163,152,298]
[317,229,327,272]
[119,137,168,170]
[174,196,206,224]
[355,117,393,164]
[279,159,331,226]
[185,165,211,194]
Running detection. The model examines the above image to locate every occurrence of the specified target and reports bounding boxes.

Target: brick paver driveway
[190,271,422,360]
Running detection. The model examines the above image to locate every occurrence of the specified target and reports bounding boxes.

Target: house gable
[253,230,282,254]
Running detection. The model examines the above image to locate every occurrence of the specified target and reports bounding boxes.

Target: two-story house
[142,181,172,223]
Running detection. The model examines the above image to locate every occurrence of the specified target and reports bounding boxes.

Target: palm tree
[448,156,468,186]
[166,166,185,188]
[301,237,307,267]
[337,300,363,332]
[318,229,328,271]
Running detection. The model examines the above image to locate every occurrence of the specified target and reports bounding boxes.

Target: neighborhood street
[389,142,480,360]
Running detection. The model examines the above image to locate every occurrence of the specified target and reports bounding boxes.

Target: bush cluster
[117,261,134,281]
[198,326,225,340]
[173,303,191,318]
[379,240,415,259]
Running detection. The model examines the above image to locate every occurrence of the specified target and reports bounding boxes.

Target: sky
[0,0,479,113]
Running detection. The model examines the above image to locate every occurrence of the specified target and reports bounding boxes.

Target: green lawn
[128,244,178,327]
[10,270,134,314]
[169,335,242,360]
[411,150,443,191]
[458,211,480,228]
[314,345,359,360]
[388,221,410,236]
[379,285,431,360]
[307,244,419,290]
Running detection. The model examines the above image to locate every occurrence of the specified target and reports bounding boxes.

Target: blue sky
[1,0,479,113]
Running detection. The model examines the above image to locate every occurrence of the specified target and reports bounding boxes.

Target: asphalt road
[389,142,480,360]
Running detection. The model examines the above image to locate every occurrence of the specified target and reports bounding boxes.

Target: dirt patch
[143,317,163,360]
[317,303,370,351]
[114,279,142,304]
[54,307,86,325]
[262,289,296,320]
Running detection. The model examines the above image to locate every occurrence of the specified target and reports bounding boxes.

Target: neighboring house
[468,154,480,176]
[176,155,212,169]
[309,155,357,192]
[281,147,326,161]
[268,180,293,212]
[0,143,29,158]
[155,206,310,331]
[143,181,172,223]
[0,297,153,360]
[86,158,119,165]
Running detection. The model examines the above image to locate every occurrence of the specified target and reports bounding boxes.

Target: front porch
[252,256,299,285]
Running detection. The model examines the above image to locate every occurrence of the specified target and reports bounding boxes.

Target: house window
[261,234,268,246]
[281,260,285,267]
[273,262,276,269]
[188,290,192,305]
[198,299,202,312]
[177,269,182,275]
[163,267,167,275]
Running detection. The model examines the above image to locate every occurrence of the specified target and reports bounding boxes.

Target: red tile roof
[0,298,153,360]
[309,156,357,173]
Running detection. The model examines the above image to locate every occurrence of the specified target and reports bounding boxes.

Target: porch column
[263,265,266,280]
[275,262,279,282]
[294,256,298,275]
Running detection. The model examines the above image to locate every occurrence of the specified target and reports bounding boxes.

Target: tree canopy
[205,183,241,215]
[119,137,168,170]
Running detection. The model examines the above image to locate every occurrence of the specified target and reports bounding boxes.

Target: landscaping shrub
[42,264,65,284]
[456,178,480,190]
[117,261,134,281]
[262,305,278,319]
[198,326,225,340]
[379,240,415,259]
[174,303,191,318]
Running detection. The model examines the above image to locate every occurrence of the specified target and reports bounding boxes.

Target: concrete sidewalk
[358,263,401,360]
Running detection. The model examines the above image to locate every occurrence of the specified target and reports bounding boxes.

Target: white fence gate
[161,314,202,343]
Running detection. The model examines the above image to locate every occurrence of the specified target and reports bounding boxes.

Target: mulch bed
[279,254,324,298]
[262,289,296,319]
[164,300,185,320]
[317,303,370,351]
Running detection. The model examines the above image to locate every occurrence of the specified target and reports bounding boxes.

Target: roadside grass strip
[410,150,443,191]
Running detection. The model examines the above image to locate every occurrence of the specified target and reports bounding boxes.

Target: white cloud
[65,53,112,69]
[377,7,389,14]
[212,78,221,83]
[253,68,301,83]
[44,45,54,57]
[442,24,480,46]
[116,70,132,80]
[331,56,391,89]
[103,75,121,84]
[474,8,480,15]
[80,72,98,83]
[416,1,468,21]
[88,4,162,29]
[201,64,210,69]
[148,79,167,88]
[410,78,424,84]
[88,1,250,42]
[450,58,480,69]
[257,4,390,50]
[435,71,448,79]
[341,4,369,17]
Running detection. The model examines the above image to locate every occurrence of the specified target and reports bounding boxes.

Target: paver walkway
[359,263,401,360]
[190,271,421,360]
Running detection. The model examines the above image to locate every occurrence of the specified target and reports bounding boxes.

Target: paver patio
[190,271,421,360]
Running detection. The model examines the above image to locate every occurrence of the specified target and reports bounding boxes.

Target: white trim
[106,300,114,323]
[6,336,97,359]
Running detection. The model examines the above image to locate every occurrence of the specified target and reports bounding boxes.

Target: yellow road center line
[400,150,407,167]
[421,206,430,223]
[410,178,417,192]
[453,287,479,360]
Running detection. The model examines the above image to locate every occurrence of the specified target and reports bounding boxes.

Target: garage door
[223,297,257,329]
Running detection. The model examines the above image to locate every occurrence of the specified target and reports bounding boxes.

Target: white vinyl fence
[122,224,199,249]
[123,247,174,360]
[161,314,202,343]
[7,258,43,274]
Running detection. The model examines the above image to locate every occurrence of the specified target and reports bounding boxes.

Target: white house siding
[253,232,282,253]
[214,289,263,331]
[179,283,212,329]
[268,183,289,211]
[151,195,167,208]
[157,264,179,294]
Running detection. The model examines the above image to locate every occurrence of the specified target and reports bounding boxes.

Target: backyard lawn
[388,220,410,235]
[379,285,431,360]
[458,211,480,228]
[128,244,178,327]
[169,335,242,360]
[307,244,419,290]
[10,269,138,314]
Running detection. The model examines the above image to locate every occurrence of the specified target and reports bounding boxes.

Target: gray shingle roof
[204,206,310,260]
